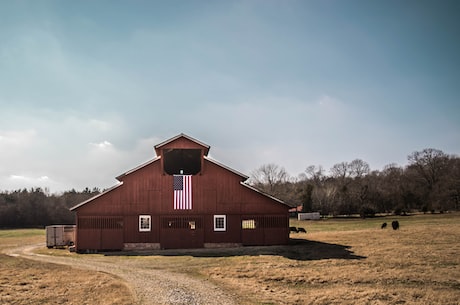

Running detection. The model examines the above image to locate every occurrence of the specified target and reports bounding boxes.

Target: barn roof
[70,134,289,210]
[154,133,210,156]
[241,182,287,206]
[69,182,123,211]
[115,156,160,181]
[204,156,249,180]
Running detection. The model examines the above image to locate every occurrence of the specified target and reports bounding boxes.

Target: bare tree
[330,159,370,180]
[329,159,370,215]
[305,165,325,187]
[250,163,289,197]
[408,148,449,190]
[330,162,351,180]
[349,159,370,178]
[246,149,459,215]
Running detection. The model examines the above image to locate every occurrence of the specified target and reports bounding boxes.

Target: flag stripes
[173,175,192,210]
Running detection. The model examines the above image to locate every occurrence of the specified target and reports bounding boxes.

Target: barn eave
[240,182,290,207]
[204,156,249,181]
[69,182,123,211]
[115,156,161,181]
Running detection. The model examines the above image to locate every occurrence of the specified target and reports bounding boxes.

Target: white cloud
[0,111,134,192]
[0,133,159,193]
[9,175,49,182]
[9,175,27,181]
[0,129,41,175]
[0,129,37,147]
[89,140,113,149]
[2,174,62,193]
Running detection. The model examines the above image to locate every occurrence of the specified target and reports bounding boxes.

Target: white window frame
[139,215,151,232]
[213,215,226,232]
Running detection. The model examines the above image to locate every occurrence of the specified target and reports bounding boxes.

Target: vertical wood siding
[74,137,289,251]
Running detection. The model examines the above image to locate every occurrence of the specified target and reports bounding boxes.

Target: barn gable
[154,133,210,156]
[155,133,209,176]
[71,133,290,251]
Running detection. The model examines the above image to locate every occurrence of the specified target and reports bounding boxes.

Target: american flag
[173,175,192,210]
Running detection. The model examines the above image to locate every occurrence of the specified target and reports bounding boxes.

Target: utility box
[46,225,76,248]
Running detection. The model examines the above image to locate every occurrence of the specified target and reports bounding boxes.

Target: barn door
[241,216,264,246]
[77,217,123,251]
[160,216,204,249]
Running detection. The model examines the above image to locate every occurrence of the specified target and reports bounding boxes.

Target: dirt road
[5,245,238,305]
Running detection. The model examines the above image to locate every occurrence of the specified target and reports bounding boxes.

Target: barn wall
[120,160,162,213]
[77,187,122,215]
[203,214,240,244]
[74,136,289,251]
[122,214,160,243]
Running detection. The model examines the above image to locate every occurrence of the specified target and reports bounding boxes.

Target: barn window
[242,219,256,229]
[162,217,202,229]
[139,215,151,232]
[213,215,226,232]
[163,149,201,175]
[78,217,123,229]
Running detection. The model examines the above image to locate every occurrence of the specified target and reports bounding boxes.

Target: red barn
[70,134,289,251]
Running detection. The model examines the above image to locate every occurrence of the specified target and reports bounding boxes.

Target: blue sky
[1,0,459,193]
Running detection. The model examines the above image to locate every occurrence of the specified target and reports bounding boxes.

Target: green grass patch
[0,228,44,238]
[290,212,460,233]
[0,229,45,251]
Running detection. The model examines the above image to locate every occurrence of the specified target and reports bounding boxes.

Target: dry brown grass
[0,254,134,305]
[1,214,459,305]
[198,214,460,304]
[0,230,134,305]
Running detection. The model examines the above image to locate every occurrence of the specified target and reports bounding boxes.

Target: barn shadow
[103,238,366,261]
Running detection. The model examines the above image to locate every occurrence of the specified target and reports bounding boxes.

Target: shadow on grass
[103,238,366,261]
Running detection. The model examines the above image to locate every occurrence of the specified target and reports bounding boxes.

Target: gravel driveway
[6,244,238,305]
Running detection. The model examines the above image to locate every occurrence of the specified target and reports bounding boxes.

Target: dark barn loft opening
[163,149,201,175]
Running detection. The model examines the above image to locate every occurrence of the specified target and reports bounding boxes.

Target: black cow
[381,222,387,229]
[297,227,307,233]
[391,220,400,230]
[289,226,298,233]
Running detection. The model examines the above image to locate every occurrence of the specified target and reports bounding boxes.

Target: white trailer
[46,225,76,248]
[298,212,321,220]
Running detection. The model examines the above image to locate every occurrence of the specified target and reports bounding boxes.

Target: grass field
[0,230,134,305]
[149,213,460,304]
[1,213,459,304]
[237,213,460,304]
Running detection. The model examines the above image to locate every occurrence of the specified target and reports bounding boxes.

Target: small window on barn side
[242,219,256,229]
[139,215,151,232]
[213,215,226,232]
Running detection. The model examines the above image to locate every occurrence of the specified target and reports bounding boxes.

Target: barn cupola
[154,133,210,176]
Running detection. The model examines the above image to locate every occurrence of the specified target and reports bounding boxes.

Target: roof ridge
[154,133,210,150]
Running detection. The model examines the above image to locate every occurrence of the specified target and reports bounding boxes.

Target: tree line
[1,148,458,227]
[0,188,99,228]
[250,148,460,216]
